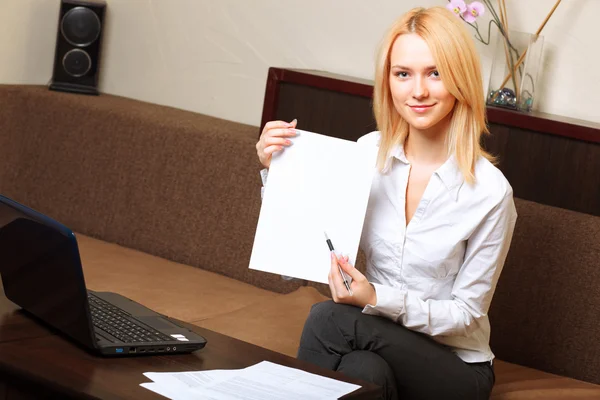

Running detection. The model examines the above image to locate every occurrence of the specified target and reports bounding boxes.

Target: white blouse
[358,131,517,363]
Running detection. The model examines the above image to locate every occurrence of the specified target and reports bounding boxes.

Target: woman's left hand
[328,252,377,308]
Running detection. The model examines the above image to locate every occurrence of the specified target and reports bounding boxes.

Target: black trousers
[297,301,495,400]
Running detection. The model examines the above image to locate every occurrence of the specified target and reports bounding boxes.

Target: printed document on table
[141,361,361,400]
[249,130,377,284]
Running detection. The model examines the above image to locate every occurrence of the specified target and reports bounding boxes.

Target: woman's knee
[304,300,338,324]
[301,300,336,334]
[310,300,336,315]
[308,300,363,319]
[337,351,398,400]
[298,301,347,366]
[304,300,361,329]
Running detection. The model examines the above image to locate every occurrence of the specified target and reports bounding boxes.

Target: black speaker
[49,0,106,95]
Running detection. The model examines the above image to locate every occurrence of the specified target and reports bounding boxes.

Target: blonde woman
[256,6,516,400]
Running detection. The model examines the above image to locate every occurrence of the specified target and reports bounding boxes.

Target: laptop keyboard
[88,294,173,343]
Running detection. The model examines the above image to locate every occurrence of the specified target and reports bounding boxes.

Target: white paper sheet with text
[249,130,377,284]
[141,361,361,400]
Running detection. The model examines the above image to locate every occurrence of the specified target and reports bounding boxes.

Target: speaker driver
[60,6,101,47]
[62,49,92,77]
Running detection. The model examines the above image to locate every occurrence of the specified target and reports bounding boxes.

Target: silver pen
[324,231,353,296]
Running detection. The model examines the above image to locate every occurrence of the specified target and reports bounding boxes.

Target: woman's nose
[412,77,428,99]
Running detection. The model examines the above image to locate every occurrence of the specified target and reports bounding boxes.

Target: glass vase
[487,30,544,112]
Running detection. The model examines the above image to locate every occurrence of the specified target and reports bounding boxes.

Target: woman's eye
[396,71,409,78]
[431,70,440,78]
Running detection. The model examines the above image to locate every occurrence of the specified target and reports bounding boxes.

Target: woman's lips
[409,104,435,113]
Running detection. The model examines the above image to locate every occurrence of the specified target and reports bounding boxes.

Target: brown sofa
[1,85,599,399]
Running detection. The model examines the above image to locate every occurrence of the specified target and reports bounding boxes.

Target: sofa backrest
[0,85,303,294]
[490,197,600,384]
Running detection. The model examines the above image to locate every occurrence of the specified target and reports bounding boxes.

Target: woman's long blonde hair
[373,6,493,184]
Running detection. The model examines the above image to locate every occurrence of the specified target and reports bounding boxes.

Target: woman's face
[388,33,456,136]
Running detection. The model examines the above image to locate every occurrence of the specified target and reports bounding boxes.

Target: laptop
[0,194,207,356]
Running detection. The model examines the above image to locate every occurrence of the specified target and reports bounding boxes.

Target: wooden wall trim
[262,67,600,144]
[260,68,373,132]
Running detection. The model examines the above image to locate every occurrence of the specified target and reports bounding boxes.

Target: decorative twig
[500,0,523,78]
[498,0,519,100]
[495,0,562,94]
[500,0,508,29]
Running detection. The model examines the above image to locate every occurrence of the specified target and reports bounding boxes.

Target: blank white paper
[249,130,377,284]
[140,383,198,400]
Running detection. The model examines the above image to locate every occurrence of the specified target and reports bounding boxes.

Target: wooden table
[0,291,381,399]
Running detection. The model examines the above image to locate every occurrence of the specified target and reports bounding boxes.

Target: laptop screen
[0,195,96,349]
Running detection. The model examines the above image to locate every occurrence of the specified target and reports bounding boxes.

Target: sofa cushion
[193,286,329,357]
[77,234,281,323]
[492,360,600,399]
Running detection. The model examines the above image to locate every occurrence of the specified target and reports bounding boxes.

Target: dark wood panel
[487,106,600,144]
[3,379,57,400]
[484,127,600,215]
[276,83,376,142]
[263,67,600,216]
[0,380,6,400]
[484,125,511,159]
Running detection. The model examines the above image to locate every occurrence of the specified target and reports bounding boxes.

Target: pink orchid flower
[446,0,467,17]
[463,1,485,23]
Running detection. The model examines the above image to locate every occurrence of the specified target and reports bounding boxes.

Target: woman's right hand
[256,119,298,168]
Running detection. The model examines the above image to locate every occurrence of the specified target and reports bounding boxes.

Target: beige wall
[1,0,597,126]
